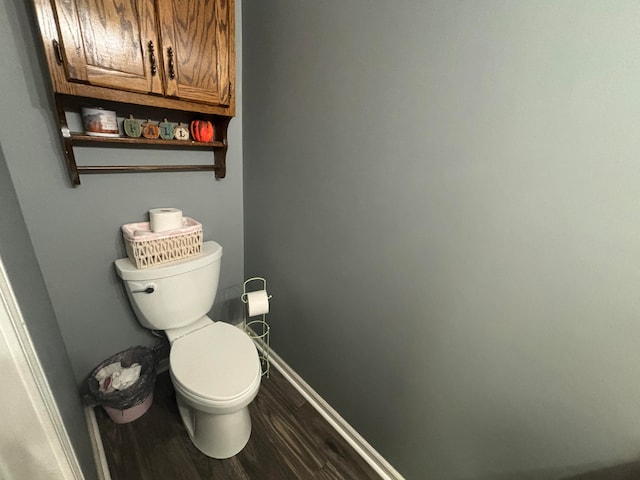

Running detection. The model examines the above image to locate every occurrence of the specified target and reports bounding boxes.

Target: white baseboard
[86,341,404,480]
[84,406,111,480]
[265,348,405,480]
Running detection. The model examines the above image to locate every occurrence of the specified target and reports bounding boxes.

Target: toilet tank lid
[115,241,222,281]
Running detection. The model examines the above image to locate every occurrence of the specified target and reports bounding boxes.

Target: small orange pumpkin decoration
[190,120,214,143]
[141,120,160,139]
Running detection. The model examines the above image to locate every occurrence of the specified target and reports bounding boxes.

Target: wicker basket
[122,218,202,269]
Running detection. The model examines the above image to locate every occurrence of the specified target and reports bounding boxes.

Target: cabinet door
[51,0,163,95]
[156,0,233,106]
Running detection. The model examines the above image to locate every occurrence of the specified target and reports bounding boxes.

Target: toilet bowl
[169,320,261,458]
[115,241,261,458]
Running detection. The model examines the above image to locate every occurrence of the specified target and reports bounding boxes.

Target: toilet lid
[170,322,260,402]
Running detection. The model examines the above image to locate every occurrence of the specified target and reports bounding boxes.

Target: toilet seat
[170,322,261,406]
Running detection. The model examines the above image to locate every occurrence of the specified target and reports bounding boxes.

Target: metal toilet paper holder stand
[241,277,271,378]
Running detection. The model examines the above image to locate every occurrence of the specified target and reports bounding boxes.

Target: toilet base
[176,394,252,459]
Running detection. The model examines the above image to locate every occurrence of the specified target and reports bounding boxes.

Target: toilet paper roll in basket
[149,208,183,232]
[246,290,270,317]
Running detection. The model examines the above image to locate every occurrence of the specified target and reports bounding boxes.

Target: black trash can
[85,346,158,423]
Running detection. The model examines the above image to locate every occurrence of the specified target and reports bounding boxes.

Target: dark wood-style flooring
[95,367,382,480]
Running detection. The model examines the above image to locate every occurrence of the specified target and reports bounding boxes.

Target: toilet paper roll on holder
[241,277,271,377]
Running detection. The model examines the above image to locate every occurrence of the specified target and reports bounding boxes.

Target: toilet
[114,241,261,459]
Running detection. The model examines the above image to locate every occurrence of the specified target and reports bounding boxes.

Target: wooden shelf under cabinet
[68,133,225,148]
[55,95,230,186]
[62,133,227,185]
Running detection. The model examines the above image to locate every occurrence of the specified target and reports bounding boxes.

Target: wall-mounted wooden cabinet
[32,0,235,186]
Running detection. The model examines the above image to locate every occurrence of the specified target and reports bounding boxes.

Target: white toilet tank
[115,241,222,330]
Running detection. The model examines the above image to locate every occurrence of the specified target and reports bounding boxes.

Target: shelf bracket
[214,116,231,179]
[55,95,81,186]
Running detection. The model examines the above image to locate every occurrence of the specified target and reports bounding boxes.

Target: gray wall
[0,142,97,478]
[0,0,245,382]
[242,1,640,478]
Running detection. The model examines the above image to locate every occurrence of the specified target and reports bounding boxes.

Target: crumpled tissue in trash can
[95,362,142,392]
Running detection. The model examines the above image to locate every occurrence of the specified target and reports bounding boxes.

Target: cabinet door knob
[168,47,175,80]
[148,41,157,76]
